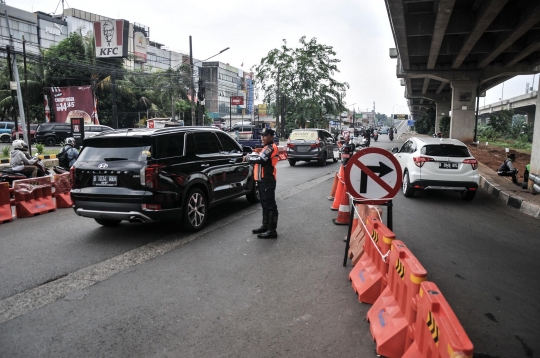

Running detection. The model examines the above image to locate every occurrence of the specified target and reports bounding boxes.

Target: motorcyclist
[363,127,371,147]
[340,131,355,166]
[10,139,38,178]
[58,137,79,168]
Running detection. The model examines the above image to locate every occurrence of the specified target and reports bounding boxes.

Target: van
[0,121,15,143]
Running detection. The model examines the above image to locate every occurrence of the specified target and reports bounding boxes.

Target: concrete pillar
[435,102,450,134]
[530,89,540,181]
[525,109,535,124]
[449,81,477,142]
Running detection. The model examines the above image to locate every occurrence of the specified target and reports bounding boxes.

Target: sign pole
[343,196,355,267]
[229,96,232,132]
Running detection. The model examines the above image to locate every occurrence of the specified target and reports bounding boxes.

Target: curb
[479,174,540,219]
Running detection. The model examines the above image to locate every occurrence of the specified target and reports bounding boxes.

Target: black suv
[36,122,71,146]
[70,127,259,231]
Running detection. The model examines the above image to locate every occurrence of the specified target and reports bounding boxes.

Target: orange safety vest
[254,143,279,181]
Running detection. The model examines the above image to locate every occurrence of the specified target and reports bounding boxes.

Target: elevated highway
[385,0,540,180]
[478,91,537,122]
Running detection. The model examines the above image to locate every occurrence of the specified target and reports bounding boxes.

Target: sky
[14,0,539,116]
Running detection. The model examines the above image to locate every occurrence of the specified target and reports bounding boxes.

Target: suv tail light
[310,138,322,148]
[69,166,75,186]
[140,164,164,189]
[413,156,434,168]
[463,158,478,170]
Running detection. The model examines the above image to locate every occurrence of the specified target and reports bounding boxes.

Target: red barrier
[53,173,73,208]
[0,182,12,224]
[331,165,345,211]
[277,146,287,160]
[367,240,428,357]
[13,177,56,218]
[348,205,383,266]
[349,216,395,304]
[403,281,474,358]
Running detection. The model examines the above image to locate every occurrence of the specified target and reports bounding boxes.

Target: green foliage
[439,115,451,137]
[254,36,349,134]
[414,108,435,134]
[487,109,513,133]
[35,143,44,155]
[2,145,9,157]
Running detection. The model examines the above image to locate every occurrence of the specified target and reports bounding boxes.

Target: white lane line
[0,172,335,324]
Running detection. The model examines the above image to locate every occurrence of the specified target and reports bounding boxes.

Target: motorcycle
[389,131,394,141]
[0,158,53,186]
[373,133,379,142]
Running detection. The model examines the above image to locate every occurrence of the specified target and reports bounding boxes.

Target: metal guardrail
[529,173,540,194]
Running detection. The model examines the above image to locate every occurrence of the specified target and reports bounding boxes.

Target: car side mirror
[242,146,253,154]
[391,147,399,154]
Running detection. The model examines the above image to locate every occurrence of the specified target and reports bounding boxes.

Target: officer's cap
[261,128,275,136]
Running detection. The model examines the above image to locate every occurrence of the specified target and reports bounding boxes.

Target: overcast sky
[14,0,539,116]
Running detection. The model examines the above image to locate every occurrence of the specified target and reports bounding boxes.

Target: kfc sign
[231,96,244,105]
[93,20,129,58]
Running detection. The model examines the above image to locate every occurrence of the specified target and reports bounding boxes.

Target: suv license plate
[439,163,458,169]
[93,175,118,187]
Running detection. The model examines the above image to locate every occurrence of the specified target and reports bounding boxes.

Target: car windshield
[290,131,318,141]
[422,144,471,157]
[78,137,152,161]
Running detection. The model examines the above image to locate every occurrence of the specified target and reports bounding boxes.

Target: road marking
[0,172,335,324]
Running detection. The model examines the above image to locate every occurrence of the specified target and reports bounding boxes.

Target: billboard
[93,20,129,58]
[133,31,148,63]
[257,104,267,116]
[47,86,98,124]
[231,96,244,105]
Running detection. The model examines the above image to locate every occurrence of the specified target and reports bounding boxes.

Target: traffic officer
[243,128,280,239]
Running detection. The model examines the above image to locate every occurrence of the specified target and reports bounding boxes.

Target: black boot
[257,211,278,239]
[252,210,269,234]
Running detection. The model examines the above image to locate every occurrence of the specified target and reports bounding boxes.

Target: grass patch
[476,137,532,154]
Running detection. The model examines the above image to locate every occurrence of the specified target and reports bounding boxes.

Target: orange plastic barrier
[277,146,287,160]
[53,173,73,208]
[328,172,339,201]
[349,216,395,304]
[331,166,345,211]
[332,187,350,225]
[348,205,383,266]
[13,177,56,218]
[367,240,428,358]
[402,281,474,358]
[0,182,12,224]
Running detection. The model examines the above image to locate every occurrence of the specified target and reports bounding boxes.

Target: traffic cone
[327,171,339,201]
[332,187,350,225]
[331,166,345,211]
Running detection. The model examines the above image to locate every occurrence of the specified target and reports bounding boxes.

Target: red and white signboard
[344,147,402,203]
[231,96,244,105]
[93,20,129,58]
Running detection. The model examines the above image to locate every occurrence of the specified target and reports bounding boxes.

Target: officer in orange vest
[243,127,279,239]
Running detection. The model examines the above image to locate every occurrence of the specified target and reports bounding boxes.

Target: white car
[84,125,113,138]
[391,137,479,200]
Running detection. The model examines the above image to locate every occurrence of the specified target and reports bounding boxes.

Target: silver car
[286,129,338,166]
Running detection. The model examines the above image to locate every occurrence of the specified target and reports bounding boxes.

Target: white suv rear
[391,137,479,200]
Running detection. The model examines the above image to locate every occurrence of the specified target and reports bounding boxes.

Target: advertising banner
[93,20,129,58]
[257,104,267,116]
[133,31,148,63]
[231,96,244,105]
[48,86,97,124]
[71,118,85,147]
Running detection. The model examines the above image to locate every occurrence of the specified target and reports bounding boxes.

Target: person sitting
[58,137,79,168]
[497,153,520,185]
[10,139,38,178]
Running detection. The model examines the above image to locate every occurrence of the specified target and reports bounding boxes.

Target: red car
[12,124,38,142]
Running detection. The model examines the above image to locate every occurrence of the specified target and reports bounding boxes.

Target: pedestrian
[10,139,38,178]
[243,127,279,239]
[497,153,520,185]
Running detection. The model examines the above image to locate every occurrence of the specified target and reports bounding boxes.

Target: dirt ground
[467,143,530,183]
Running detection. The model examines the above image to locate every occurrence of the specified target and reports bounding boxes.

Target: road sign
[344,147,402,203]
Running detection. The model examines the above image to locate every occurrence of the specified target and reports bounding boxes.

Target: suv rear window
[290,130,318,141]
[79,137,152,161]
[422,144,471,157]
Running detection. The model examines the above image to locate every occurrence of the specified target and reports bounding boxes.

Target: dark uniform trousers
[258,180,277,212]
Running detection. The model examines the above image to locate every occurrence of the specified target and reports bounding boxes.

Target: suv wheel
[1,135,10,143]
[461,190,476,201]
[246,181,260,203]
[45,137,56,146]
[288,159,296,166]
[94,218,122,227]
[183,188,207,231]
[402,171,415,197]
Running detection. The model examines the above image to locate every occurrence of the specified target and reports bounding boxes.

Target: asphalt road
[1,127,539,357]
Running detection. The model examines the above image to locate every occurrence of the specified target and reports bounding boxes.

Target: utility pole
[23,37,31,155]
[6,45,17,137]
[276,68,280,135]
[112,64,118,129]
[5,11,29,145]
[189,36,196,125]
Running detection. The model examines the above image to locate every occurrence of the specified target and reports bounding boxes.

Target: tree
[439,115,451,137]
[414,108,435,134]
[254,37,349,136]
[487,109,513,134]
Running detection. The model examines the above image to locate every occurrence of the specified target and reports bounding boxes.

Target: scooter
[389,131,394,141]
[373,133,379,142]
[0,158,52,186]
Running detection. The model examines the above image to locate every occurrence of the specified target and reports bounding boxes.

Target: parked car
[230,123,256,132]
[70,126,258,231]
[35,122,72,146]
[391,137,479,200]
[11,124,38,142]
[84,125,114,138]
[0,121,15,143]
[286,129,338,166]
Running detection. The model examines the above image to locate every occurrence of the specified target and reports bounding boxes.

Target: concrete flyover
[385,0,540,185]
[478,91,537,123]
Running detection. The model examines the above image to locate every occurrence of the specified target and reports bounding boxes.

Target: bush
[2,145,9,157]
[439,115,451,137]
[35,143,44,155]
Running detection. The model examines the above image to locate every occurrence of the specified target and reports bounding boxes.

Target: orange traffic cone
[332,187,350,225]
[331,166,345,211]
[327,171,339,201]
